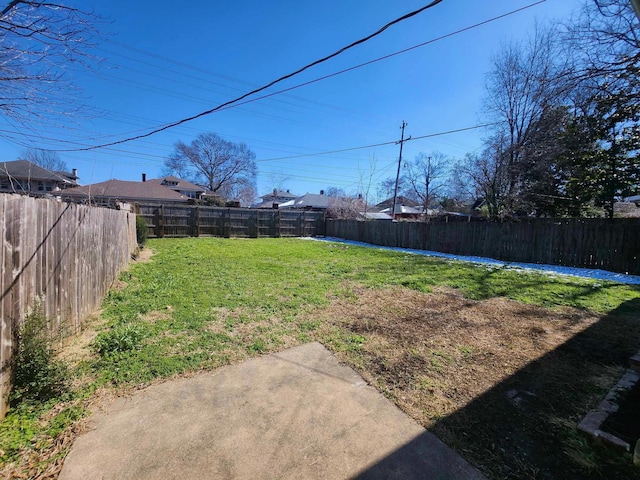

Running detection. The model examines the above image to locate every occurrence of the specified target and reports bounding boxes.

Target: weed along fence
[137,204,326,238]
[327,218,640,275]
[0,195,138,417]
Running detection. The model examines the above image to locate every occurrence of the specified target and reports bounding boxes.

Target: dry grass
[6,282,635,480]
[305,283,640,479]
[315,284,598,425]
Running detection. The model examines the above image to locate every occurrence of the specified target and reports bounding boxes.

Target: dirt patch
[320,285,598,422]
[313,284,640,479]
[58,313,106,366]
[207,306,301,355]
[140,308,172,323]
[110,279,128,292]
[133,247,154,264]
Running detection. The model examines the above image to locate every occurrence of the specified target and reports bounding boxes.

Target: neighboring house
[359,211,393,221]
[279,191,364,220]
[375,196,420,212]
[278,191,333,210]
[379,205,423,220]
[252,189,298,209]
[144,174,208,199]
[56,179,188,206]
[0,160,78,194]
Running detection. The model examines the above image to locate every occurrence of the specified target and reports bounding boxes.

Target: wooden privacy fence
[327,218,640,275]
[0,195,138,417]
[137,204,326,238]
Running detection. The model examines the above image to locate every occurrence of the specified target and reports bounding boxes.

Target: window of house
[37,181,45,191]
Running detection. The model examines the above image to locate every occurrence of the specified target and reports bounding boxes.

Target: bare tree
[479,24,572,217]
[485,25,569,165]
[0,1,102,126]
[567,0,639,88]
[325,186,346,198]
[356,153,378,216]
[405,151,448,213]
[227,183,257,207]
[326,195,366,219]
[377,175,409,202]
[21,147,68,171]
[165,132,257,201]
[456,136,512,219]
[265,171,291,193]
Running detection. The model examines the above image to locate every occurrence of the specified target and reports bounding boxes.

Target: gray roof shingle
[0,160,73,184]
[57,180,187,202]
[146,176,206,192]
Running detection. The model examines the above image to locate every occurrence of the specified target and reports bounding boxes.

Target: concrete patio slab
[60,342,484,480]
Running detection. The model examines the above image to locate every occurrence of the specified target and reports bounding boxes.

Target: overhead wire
[4,1,549,191]
[255,123,495,163]
[49,0,545,154]
[52,0,446,151]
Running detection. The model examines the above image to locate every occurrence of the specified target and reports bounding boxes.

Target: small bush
[11,304,69,405]
[93,324,145,356]
[136,215,148,246]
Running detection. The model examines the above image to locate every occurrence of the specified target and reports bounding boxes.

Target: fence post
[194,206,200,237]
[225,208,231,238]
[255,210,260,238]
[157,205,165,238]
[322,210,327,236]
[276,210,281,238]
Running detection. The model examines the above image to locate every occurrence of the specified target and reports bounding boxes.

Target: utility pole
[425,155,431,216]
[391,121,410,221]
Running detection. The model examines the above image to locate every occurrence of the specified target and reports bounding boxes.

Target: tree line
[3,1,638,217]
[387,0,639,219]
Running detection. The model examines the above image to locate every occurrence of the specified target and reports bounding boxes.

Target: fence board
[327,218,640,275]
[137,205,325,239]
[0,195,137,417]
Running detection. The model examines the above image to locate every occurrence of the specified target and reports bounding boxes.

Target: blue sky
[0,0,584,201]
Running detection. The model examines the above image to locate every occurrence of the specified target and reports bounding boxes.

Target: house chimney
[72,168,78,178]
[142,173,146,182]
[320,189,325,195]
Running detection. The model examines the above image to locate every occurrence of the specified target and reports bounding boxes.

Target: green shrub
[10,304,69,405]
[93,324,145,356]
[135,215,148,246]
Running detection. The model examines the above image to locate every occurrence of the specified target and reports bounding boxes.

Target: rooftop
[0,160,76,185]
[57,179,187,202]
[146,176,206,192]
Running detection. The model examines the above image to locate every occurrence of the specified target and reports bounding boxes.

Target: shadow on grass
[355,297,640,480]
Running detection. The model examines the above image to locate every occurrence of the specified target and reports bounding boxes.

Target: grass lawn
[2,237,640,479]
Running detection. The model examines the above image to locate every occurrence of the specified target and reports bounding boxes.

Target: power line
[52,1,545,154]
[211,1,548,114]
[96,46,395,132]
[54,0,445,152]
[255,123,495,162]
